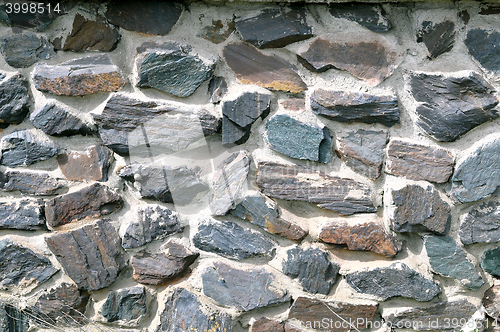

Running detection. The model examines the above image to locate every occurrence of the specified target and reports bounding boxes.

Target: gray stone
[100,286,147,325]
[265,114,331,163]
[460,200,500,245]
[336,129,388,179]
[209,76,227,103]
[193,218,276,260]
[345,263,441,301]
[0,170,66,196]
[121,205,184,249]
[329,3,392,32]
[424,235,484,290]
[481,246,500,277]
[0,0,62,31]
[62,14,120,52]
[56,145,113,182]
[0,304,29,332]
[0,74,30,126]
[0,199,45,231]
[417,21,456,59]
[483,285,500,320]
[30,102,93,136]
[0,130,59,167]
[1,33,53,68]
[202,261,290,311]
[408,71,499,142]
[282,247,339,294]
[465,28,500,74]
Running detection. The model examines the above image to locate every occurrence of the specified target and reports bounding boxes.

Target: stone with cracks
[483,285,500,320]
[329,3,392,32]
[0,74,30,126]
[0,303,29,332]
[0,170,66,196]
[0,199,46,231]
[460,200,500,245]
[30,102,94,136]
[417,21,456,59]
[99,286,147,325]
[481,246,500,277]
[1,33,53,68]
[1,129,59,167]
[62,14,120,52]
[57,145,113,182]
[465,28,500,75]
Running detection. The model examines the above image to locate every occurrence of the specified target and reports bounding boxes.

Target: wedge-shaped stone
[62,14,120,52]
[483,285,500,320]
[30,102,94,137]
[1,129,59,167]
[385,139,454,183]
[99,286,147,326]
[0,199,45,231]
[57,145,113,182]
[1,33,54,68]
[33,54,125,96]
[460,200,500,245]
[0,170,66,196]
[466,28,500,75]
[45,219,126,291]
[256,161,376,215]
[223,41,307,93]
[208,76,227,103]
[408,71,499,142]
[329,3,392,32]
[417,21,455,59]
[481,246,500,277]
[0,74,30,126]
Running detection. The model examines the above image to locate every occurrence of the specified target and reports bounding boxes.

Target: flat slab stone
[1,33,53,68]
[460,200,500,245]
[265,114,331,163]
[1,129,59,167]
[407,71,499,142]
[202,261,290,311]
[483,285,500,320]
[45,219,126,291]
[310,89,399,127]
[345,263,441,301]
[99,286,147,326]
[193,218,276,260]
[417,20,455,59]
[481,246,500,277]
[235,8,313,48]
[0,170,67,196]
[385,139,454,183]
[57,145,113,182]
[0,74,30,126]
[30,102,94,136]
[62,14,120,52]
[256,160,376,215]
[223,41,307,93]
[465,28,500,75]
[329,3,392,32]
[0,199,45,230]
[33,54,125,96]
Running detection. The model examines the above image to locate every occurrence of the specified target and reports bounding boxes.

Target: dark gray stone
[481,246,500,277]
[62,14,120,52]
[460,200,500,245]
[282,247,339,294]
[345,263,441,301]
[0,170,66,196]
[310,89,399,127]
[0,199,45,231]
[193,218,276,260]
[0,74,30,126]
[424,235,484,290]
[408,71,499,142]
[202,262,290,311]
[265,114,331,163]
[329,3,392,32]
[208,76,227,104]
[235,8,313,48]
[465,28,500,74]
[0,303,29,332]
[30,102,93,136]
[0,130,59,167]
[1,33,53,68]
[417,21,455,59]
[100,286,147,325]
[0,0,62,31]
[57,145,113,182]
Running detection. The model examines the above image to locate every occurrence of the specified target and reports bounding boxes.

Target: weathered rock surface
[481,246,500,277]
[33,54,125,96]
[388,183,451,234]
[385,139,454,183]
[57,145,113,182]
[1,33,53,68]
[265,114,331,163]
[131,241,198,285]
[209,151,249,215]
[0,238,58,294]
[202,262,290,311]
[208,76,227,103]
[319,221,401,257]
[0,199,46,230]
[0,303,29,332]
[281,98,306,112]
[336,129,388,179]
[121,205,183,249]
[251,318,284,332]
[288,297,377,332]
[460,200,500,245]
[424,235,484,290]
[310,89,399,127]
[256,161,376,215]
[62,14,120,52]
[0,74,30,126]
[465,28,500,74]
[417,21,455,59]
[235,8,313,48]
[193,218,276,260]
[198,19,235,44]
[483,285,500,320]
[282,247,339,294]
[100,286,147,325]
[1,130,59,167]
[408,71,499,142]
[45,183,123,227]
[345,263,441,301]
[45,219,126,291]
[329,3,392,32]
[223,41,307,93]
[30,102,94,136]
[0,170,66,196]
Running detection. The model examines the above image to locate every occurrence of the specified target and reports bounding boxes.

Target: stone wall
[0,0,500,331]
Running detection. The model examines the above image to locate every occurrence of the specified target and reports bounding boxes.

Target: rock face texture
[0,170,66,196]
[56,145,113,182]
[460,200,500,245]
[0,74,30,127]
[1,33,54,68]
[99,286,147,326]
[483,285,500,320]
[61,14,120,52]
[417,20,455,59]
[30,102,94,136]
[0,199,46,230]
[1,130,59,167]
[481,246,500,277]
[465,28,500,74]
[329,3,392,32]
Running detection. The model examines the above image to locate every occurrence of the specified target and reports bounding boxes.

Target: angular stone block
[1,129,59,167]
[329,3,392,32]
[30,102,94,136]
[417,20,455,59]
[0,170,66,196]
[460,200,500,245]
[57,145,113,182]
[62,14,120,52]
[0,199,46,231]
[0,74,30,126]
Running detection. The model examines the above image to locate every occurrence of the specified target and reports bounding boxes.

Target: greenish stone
[481,246,500,277]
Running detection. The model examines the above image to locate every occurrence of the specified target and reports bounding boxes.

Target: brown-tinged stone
[288,297,377,332]
[0,170,66,196]
[45,183,123,227]
[62,14,120,52]
[198,19,235,44]
[285,323,306,332]
[281,98,306,112]
[251,318,284,332]
[484,285,500,320]
[319,221,401,257]
[57,145,113,182]
[222,41,307,93]
[385,139,454,183]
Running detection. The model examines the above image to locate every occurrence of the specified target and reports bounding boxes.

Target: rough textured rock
[198,19,235,44]
[251,318,284,332]
[256,161,376,215]
[156,288,232,332]
[483,285,500,320]
[417,20,455,59]
[105,1,183,35]
[30,102,94,136]
[0,74,30,126]
[408,71,499,142]
[45,219,126,291]
[209,151,250,215]
[288,297,377,332]
[424,235,484,290]
[481,246,500,277]
[45,183,123,227]
[0,304,29,332]
[33,54,125,96]
[1,130,59,167]
[265,114,331,163]
[0,238,58,294]
[388,183,451,235]
[62,14,120,52]
[223,41,307,93]
[319,221,401,257]
[385,139,454,183]
[57,145,113,182]
[0,0,63,31]
[193,218,276,260]
[336,129,388,179]
[121,205,183,249]
[208,76,227,103]
[230,192,308,241]
[465,28,500,74]
[100,286,147,325]
[235,8,313,48]
[460,200,500,245]
[281,98,306,112]
[0,199,46,231]
[118,164,208,206]
[282,247,339,294]
[310,89,399,127]
[0,170,66,196]
[345,263,441,301]
[202,262,290,312]
[1,33,53,68]
[329,3,392,32]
